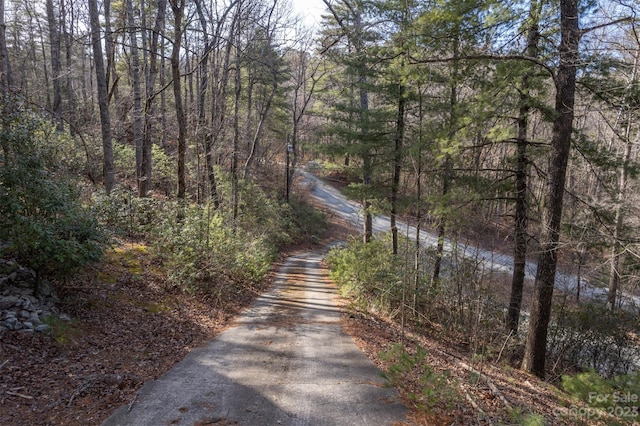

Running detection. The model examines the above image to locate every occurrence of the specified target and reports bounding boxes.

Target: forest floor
[0,181,604,426]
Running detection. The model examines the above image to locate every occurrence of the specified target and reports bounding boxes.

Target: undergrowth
[92,174,325,294]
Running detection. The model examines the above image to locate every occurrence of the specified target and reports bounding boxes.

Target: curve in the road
[299,170,639,308]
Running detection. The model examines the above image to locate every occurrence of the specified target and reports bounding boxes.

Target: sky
[291,0,327,29]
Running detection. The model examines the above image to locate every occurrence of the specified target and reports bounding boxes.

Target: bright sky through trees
[291,0,326,28]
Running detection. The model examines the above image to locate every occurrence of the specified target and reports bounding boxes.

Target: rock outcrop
[0,259,69,337]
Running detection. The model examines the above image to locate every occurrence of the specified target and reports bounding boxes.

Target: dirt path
[103,250,407,426]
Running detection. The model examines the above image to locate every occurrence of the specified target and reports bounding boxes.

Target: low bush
[151,204,276,293]
[380,343,457,411]
[326,235,404,313]
[0,113,105,289]
[561,369,640,424]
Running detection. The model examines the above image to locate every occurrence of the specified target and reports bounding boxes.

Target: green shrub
[326,235,404,312]
[380,344,456,411]
[91,185,161,237]
[284,197,327,241]
[151,202,277,293]
[561,370,640,424]
[0,113,105,287]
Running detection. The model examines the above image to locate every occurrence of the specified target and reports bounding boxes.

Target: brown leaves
[0,242,260,425]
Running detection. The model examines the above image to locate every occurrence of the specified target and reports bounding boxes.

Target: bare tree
[88,0,115,194]
[170,0,187,200]
[45,0,63,131]
[125,0,145,196]
[288,40,322,202]
[142,0,167,197]
[607,28,640,309]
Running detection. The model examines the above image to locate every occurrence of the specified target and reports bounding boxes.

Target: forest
[1,0,640,424]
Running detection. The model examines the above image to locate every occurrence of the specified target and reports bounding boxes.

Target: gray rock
[59,313,71,322]
[35,324,51,333]
[20,309,31,319]
[23,321,33,329]
[15,267,36,284]
[4,316,21,330]
[0,295,19,310]
[20,298,34,311]
[29,313,42,326]
[15,287,34,297]
[4,310,16,318]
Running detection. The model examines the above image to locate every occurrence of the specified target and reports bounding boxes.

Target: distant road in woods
[299,168,640,309]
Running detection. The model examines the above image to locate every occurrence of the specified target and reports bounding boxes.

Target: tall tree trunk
[194,0,220,207]
[61,0,76,137]
[160,37,167,149]
[170,0,187,200]
[232,36,242,221]
[211,2,237,198]
[103,0,117,105]
[0,0,11,95]
[289,45,319,203]
[126,0,145,196]
[361,75,372,243]
[0,0,12,159]
[431,156,450,286]
[507,0,541,334]
[143,0,166,192]
[607,48,639,309]
[391,83,405,255]
[432,31,459,286]
[522,0,580,378]
[88,0,115,194]
[243,79,277,179]
[356,9,373,243]
[413,89,424,311]
[46,0,63,131]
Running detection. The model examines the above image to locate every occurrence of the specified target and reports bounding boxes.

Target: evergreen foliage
[0,113,105,286]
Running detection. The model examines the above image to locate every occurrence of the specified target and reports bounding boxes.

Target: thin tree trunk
[103,0,117,105]
[0,0,11,94]
[142,0,165,196]
[126,0,145,196]
[46,0,63,131]
[289,46,319,203]
[391,83,405,255]
[433,31,459,286]
[243,81,277,179]
[507,0,541,334]
[232,35,242,221]
[413,89,424,311]
[170,0,187,200]
[357,13,372,243]
[88,0,115,194]
[61,0,76,137]
[194,0,219,207]
[522,0,580,378]
[607,49,639,309]
[0,0,12,160]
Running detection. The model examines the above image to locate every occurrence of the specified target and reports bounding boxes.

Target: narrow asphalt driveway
[103,251,407,425]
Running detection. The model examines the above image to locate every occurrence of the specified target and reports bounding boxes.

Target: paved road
[103,251,407,426]
[299,170,640,308]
